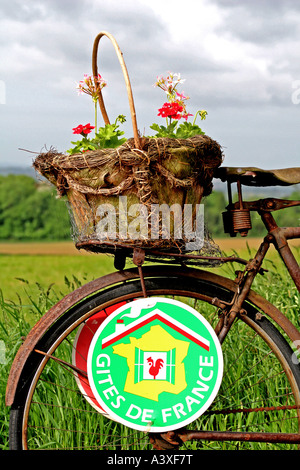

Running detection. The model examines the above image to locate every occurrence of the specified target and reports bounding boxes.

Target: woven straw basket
[33,31,223,255]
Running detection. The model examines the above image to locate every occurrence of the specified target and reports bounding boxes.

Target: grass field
[0,239,299,450]
[0,249,114,304]
[1,238,299,304]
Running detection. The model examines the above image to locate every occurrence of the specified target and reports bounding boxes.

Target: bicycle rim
[9,275,300,450]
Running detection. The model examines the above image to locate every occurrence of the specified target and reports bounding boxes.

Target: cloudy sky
[0,0,300,169]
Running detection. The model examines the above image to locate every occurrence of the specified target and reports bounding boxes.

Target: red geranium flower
[72,123,95,135]
[72,124,84,134]
[82,123,95,134]
[158,101,184,120]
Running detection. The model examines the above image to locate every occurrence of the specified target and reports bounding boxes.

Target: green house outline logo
[87,298,223,432]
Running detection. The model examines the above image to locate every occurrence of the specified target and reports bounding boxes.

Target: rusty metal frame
[262,221,300,291]
[149,428,300,448]
[179,429,300,445]
[221,179,300,290]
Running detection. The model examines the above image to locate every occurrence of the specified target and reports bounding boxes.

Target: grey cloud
[0,0,94,23]
[218,8,300,45]
[212,0,300,44]
[0,0,299,168]
[0,1,47,22]
[211,0,300,13]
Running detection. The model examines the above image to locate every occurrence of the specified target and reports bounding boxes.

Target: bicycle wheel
[9,272,300,450]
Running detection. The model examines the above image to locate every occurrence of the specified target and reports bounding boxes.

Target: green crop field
[0,251,114,305]
[1,238,299,305]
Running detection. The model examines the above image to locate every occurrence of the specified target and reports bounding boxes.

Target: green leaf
[149,121,178,138]
[174,122,205,139]
[67,117,127,154]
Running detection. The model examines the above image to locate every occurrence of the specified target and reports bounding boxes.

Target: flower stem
[193,109,207,125]
[192,110,200,125]
[94,101,97,136]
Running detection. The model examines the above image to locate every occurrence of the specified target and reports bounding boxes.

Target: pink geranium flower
[76,74,107,100]
[155,72,194,123]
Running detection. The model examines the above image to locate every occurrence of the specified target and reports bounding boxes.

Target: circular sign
[87,297,223,432]
[72,302,126,415]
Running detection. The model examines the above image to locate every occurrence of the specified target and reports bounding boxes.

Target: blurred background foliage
[0,174,299,241]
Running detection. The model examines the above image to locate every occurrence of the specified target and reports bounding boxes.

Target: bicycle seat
[215,166,300,187]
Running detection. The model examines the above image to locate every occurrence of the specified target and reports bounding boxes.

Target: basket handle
[92,31,141,149]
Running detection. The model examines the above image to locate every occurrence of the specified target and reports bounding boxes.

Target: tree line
[0,174,299,241]
[0,175,70,240]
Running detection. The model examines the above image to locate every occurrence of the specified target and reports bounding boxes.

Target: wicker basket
[33,31,223,255]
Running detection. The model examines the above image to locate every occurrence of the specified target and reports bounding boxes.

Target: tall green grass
[0,253,112,450]
[1,249,299,450]
[0,253,114,305]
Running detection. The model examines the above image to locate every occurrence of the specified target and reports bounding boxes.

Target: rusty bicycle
[6,164,300,450]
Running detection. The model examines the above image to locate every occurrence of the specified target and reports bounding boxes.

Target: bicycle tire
[9,274,300,450]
